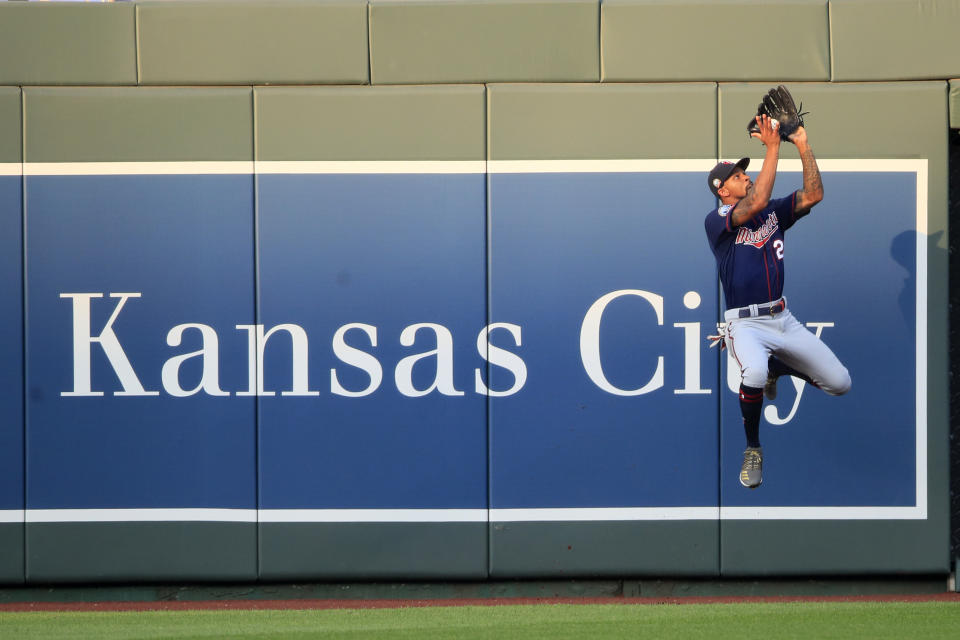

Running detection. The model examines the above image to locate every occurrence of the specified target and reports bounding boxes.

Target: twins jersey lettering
[704,192,808,309]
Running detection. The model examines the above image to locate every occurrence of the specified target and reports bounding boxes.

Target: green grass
[1,602,959,639]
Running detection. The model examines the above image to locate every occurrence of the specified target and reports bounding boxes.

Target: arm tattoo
[731,193,757,226]
[731,189,765,226]
[798,146,823,207]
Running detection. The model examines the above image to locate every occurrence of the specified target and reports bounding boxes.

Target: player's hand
[750,114,781,148]
[787,125,808,147]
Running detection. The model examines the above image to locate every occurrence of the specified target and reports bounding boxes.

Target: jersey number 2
[773,239,784,260]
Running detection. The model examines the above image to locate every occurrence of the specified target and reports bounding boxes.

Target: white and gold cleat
[740,447,763,489]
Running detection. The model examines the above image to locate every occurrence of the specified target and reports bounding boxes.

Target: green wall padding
[23,87,253,163]
[951,80,960,128]
[2,1,960,86]
[0,526,23,585]
[369,0,599,84]
[602,0,830,82]
[27,523,256,583]
[0,3,135,86]
[256,85,485,161]
[0,88,21,164]
[830,0,960,81]
[260,524,487,580]
[488,83,716,160]
[490,522,720,578]
[137,1,369,85]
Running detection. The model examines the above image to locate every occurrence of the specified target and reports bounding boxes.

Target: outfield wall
[0,0,957,584]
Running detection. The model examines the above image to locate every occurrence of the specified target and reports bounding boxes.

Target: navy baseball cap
[707,157,750,197]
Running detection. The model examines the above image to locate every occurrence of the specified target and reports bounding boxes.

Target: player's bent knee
[824,368,851,396]
[741,367,769,390]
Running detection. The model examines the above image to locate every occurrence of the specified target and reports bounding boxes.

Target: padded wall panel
[0,527,22,586]
[137,1,368,85]
[0,4,135,85]
[255,86,487,579]
[260,524,485,580]
[28,523,256,584]
[830,0,960,81]
[492,522,720,577]
[369,0,599,84]
[488,84,715,160]
[951,80,960,128]
[256,85,485,161]
[488,84,720,576]
[602,0,829,82]
[718,82,948,574]
[0,89,21,162]
[24,88,252,163]
[23,88,257,582]
[0,87,23,584]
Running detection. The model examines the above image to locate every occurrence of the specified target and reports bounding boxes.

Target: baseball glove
[746,85,808,141]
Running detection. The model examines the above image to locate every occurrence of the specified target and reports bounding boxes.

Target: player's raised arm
[789,126,824,213]
[729,115,780,227]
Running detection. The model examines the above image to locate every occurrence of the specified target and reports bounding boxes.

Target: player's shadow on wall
[891,229,945,328]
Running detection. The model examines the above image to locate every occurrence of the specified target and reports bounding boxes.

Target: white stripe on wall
[14,158,927,176]
[487,159,715,173]
[259,509,487,523]
[773,158,927,172]
[26,509,258,523]
[7,505,927,524]
[719,507,927,520]
[255,161,486,174]
[20,161,488,176]
[489,507,719,522]
[23,162,256,176]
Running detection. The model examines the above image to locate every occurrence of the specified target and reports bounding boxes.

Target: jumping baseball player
[704,88,851,489]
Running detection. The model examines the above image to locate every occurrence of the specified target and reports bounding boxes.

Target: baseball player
[704,113,851,489]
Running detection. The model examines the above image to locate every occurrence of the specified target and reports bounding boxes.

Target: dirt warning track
[2,593,959,612]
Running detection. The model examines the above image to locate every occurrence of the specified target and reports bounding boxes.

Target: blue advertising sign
[18,160,926,522]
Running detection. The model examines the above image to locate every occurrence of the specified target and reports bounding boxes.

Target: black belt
[738,298,786,318]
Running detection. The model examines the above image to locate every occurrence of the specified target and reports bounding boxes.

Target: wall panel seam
[366,2,374,86]
[713,81,722,576]
[597,0,604,83]
[484,82,493,577]
[19,86,26,583]
[252,86,262,580]
[827,1,835,82]
[134,5,142,86]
